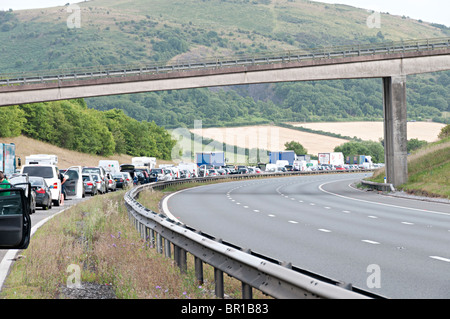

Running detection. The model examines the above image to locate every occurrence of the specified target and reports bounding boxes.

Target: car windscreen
[29,177,45,187]
[82,168,100,174]
[22,166,54,178]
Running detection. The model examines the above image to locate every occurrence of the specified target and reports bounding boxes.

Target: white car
[21,164,62,206]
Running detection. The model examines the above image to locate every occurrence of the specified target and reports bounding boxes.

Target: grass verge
[368,137,450,199]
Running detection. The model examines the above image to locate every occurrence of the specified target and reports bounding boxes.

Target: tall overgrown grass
[1,185,270,299]
[0,191,214,299]
[369,137,450,198]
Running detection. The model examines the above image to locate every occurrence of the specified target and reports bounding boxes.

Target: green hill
[0,0,449,128]
[1,0,448,73]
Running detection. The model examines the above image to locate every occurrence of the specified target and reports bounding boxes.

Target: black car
[113,174,125,189]
[29,176,53,210]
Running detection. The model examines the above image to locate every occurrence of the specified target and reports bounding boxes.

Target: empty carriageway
[163,173,450,299]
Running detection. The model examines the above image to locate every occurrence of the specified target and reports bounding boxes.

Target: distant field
[289,121,446,143]
[190,122,446,158]
[190,125,348,157]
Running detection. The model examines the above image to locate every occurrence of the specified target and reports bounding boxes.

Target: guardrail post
[174,245,187,273]
[150,229,155,247]
[194,256,204,285]
[214,268,224,298]
[145,227,150,245]
[164,238,171,258]
[156,233,163,254]
[242,283,253,299]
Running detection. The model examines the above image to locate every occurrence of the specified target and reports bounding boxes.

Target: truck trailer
[269,151,296,165]
[0,143,16,176]
[318,152,344,166]
[196,152,225,167]
[25,154,58,165]
[345,155,374,169]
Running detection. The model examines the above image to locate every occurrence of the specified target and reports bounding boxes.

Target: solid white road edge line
[0,207,69,291]
[318,180,450,217]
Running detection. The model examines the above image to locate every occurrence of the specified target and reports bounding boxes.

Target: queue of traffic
[3,152,380,216]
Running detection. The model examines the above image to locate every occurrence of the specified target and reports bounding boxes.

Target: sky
[0,0,449,26]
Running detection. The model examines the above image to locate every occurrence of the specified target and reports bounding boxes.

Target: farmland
[190,122,445,158]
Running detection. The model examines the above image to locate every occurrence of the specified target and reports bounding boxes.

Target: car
[238,167,249,174]
[82,174,97,196]
[21,164,62,206]
[121,172,133,187]
[150,168,164,181]
[113,173,127,189]
[91,173,107,194]
[160,169,174,181]
[134,170,147,185]
[216,169,226,176]
[207,169,219,176]
[82,166,107,193]
[9,174,37,214]
[105,173,117,192]
[29,176,52,210]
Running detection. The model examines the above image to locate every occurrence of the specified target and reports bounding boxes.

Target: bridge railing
[124,170,385,299]
[1,37,449,86]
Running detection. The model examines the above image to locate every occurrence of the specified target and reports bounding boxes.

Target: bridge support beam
[382,76,408,187]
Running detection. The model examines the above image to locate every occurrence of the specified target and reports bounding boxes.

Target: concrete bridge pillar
[382,75,408,187]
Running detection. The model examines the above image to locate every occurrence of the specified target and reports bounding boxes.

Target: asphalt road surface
[164,173,450,299]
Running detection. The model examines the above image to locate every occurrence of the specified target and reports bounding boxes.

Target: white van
[265,164,277,172]
[21,164,62,206]
[25,154,58,165]
[98,160,120,175]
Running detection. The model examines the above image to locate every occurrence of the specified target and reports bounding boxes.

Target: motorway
[164,173,450,299]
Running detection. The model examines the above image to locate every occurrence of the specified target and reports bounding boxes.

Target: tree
[284,141,308,155]
[438,124,450,139]
[407,138,428,153]
[334,140,385,163]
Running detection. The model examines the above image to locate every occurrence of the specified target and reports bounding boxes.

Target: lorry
[345,155,374,169]
[98,160,120,175]
[318,152,344,166]
[25,154,58,165]
[132,157,156,170]
[0,143,16,176]
[196,152,225,167]
[293,159,317,171]
[269,151,296,165]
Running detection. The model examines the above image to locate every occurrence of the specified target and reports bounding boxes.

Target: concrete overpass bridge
[1,37,449,186]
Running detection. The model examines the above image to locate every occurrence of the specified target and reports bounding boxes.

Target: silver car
[91,173,107,194]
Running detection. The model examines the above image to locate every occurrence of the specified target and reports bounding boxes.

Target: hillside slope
[0,135,174,169]
[1,0,449,128]
[2,0,447,73]
[370,137,450,199]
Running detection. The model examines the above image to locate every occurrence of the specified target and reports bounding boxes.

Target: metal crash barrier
[124,171,386,299]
